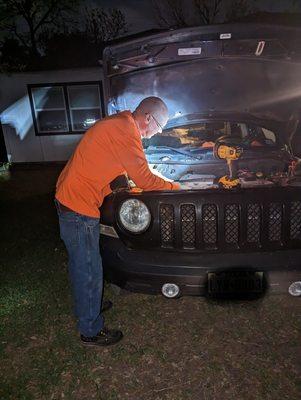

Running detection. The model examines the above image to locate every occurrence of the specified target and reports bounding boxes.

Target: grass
[0,166,300,400]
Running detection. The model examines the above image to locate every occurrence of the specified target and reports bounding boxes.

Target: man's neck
[132,112,143,137]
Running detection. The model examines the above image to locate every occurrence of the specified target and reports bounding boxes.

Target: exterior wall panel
[0,67,103,162]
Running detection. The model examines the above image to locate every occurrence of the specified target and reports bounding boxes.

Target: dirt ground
[0,165,300,400]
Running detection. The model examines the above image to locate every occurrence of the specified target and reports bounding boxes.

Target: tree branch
[34,0,60,33]
[9,23,30,48]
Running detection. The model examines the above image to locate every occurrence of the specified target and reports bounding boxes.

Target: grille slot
[247,203,261,243]
[160,204,174,246]
[181,204,196,248]
[202,204,217,244]
[268,203,282,242]
[290,201,301,240]
[225,204,239,244]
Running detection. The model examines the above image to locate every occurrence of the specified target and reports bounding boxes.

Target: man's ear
[145,113,151,124]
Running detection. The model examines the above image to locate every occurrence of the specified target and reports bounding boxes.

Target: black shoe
[80,327,123,347]
[101,300,113,313]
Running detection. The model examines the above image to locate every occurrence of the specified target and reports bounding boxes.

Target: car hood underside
[103,23,301,132]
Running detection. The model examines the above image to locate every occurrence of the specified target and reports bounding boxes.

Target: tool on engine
[213,137,243,189]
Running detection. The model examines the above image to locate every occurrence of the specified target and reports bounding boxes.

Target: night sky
[93,0,158,33]
[92,0,301,34]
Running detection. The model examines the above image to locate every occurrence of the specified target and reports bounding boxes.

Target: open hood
[103,23,301,133]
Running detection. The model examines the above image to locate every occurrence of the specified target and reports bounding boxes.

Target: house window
[28,81,104,135]
[31,86,68,133]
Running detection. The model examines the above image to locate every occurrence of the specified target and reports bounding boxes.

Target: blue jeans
[55,200,104,336]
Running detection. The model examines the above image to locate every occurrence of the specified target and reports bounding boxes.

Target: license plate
[208,271,263,296]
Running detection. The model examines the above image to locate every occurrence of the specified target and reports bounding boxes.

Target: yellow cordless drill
[213,137,243,189]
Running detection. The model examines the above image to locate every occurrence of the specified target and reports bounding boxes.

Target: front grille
[159,201,301,250]
[225,204,239,244]
[181,204,196,248]
[290,201,301,240]
[203,204,217,244]
[160,204,174,247]
[268,203,282,242]
[247,203,261,243]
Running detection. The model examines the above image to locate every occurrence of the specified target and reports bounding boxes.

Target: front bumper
[100,237,301,296]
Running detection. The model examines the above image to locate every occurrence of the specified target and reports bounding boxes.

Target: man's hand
[150,168,173,181]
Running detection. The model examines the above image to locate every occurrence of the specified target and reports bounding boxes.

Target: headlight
[119,199,151,233]
[288,281,301,297]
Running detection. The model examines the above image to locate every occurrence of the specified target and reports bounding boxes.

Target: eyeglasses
[151,114,163,133]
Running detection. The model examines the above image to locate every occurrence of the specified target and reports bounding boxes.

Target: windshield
[143,121,277,152]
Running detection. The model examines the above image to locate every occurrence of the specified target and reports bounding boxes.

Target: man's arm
[112,130,180,191]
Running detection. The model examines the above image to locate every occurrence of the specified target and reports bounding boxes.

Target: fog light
[288,281,301,297]
[162,283,180,298]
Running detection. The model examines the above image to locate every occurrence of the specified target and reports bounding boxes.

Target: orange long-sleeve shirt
[55,111,180,217]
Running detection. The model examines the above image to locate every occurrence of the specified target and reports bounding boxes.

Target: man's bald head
[135,97,168,126]
[133,96,169,139]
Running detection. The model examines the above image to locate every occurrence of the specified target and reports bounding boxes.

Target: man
[55,96,180,347]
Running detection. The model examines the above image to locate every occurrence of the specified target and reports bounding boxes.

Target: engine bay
[143,120,301,190]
